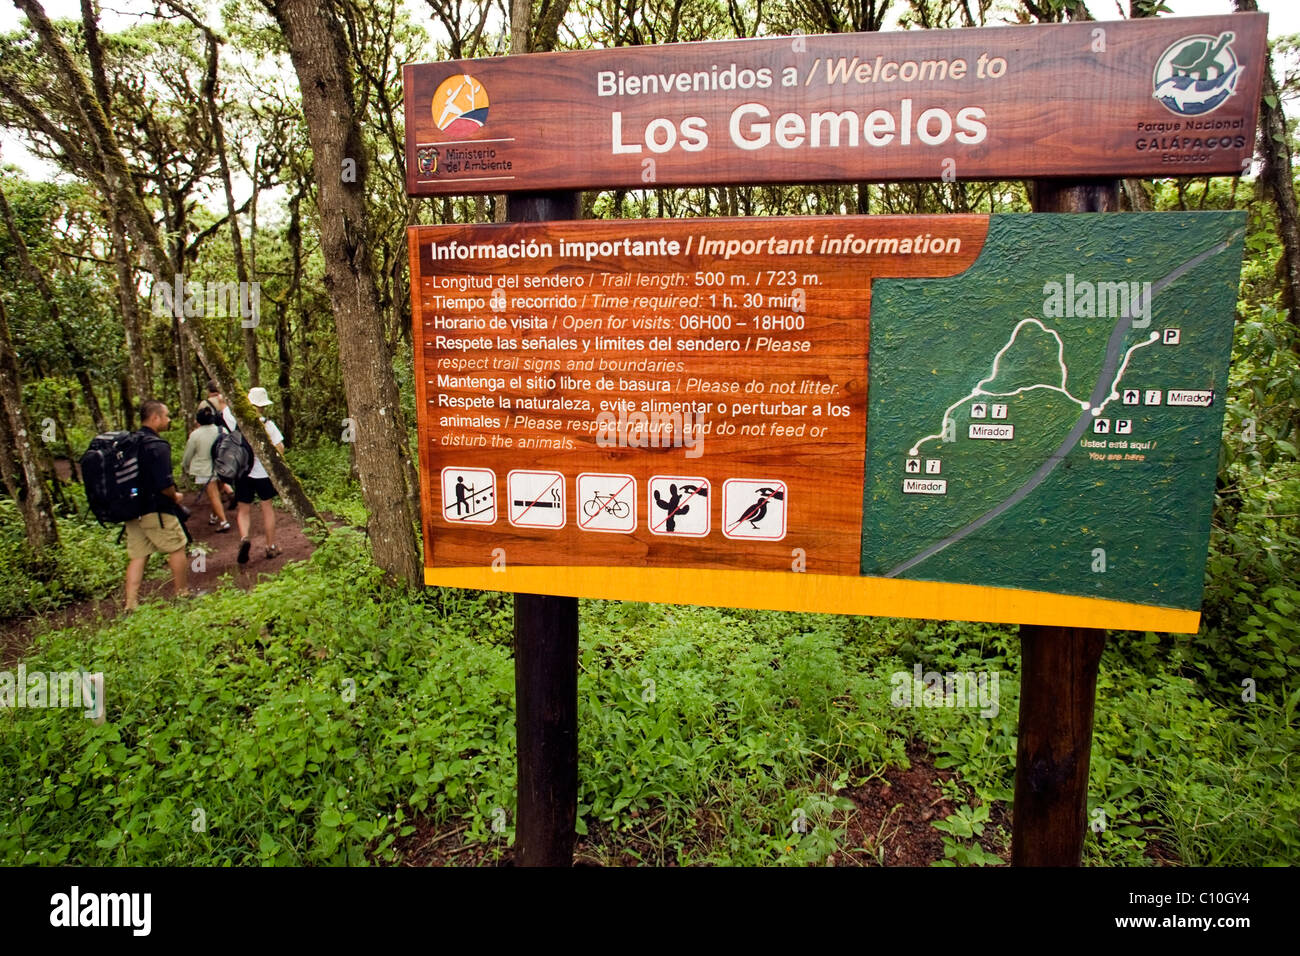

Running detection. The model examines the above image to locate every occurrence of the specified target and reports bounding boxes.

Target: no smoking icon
[508,470,565,529]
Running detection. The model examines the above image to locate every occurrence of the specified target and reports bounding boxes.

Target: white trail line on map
[1093,331,1161,417]
[908,319,1160,456]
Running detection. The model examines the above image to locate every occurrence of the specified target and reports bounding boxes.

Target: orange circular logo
[432,74,489,136]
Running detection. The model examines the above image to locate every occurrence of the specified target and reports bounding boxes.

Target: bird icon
[735,487,784,529]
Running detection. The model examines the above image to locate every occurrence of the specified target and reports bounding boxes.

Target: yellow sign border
[424,566,1199,633]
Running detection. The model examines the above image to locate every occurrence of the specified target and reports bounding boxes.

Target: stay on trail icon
[441,466,496,524]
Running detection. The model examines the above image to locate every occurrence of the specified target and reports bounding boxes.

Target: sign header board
[409,212,1244,632]
[403,14,1267,194]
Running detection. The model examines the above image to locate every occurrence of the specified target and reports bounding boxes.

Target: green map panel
[862,213,1244,611]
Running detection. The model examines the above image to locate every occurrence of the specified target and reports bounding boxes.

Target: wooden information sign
[403,14,1267,194]
[410,211,1244,632]
[403,15,1267,868]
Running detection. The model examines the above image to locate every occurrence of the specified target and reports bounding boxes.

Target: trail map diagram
[861,214,1242,610]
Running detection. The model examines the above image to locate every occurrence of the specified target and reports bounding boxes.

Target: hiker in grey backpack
[235,386,285,564]
[182,403,232,532]
[124,400,190,610]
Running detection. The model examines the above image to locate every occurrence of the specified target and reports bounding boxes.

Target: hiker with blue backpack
[81,400,193,609]
[118,400,190,609]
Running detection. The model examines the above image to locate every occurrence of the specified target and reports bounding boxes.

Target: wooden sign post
[403,15,1267,866]
[1015,179,1118,867]
[507,191,581,868]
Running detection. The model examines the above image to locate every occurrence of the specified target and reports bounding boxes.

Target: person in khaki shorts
[124,400,190,610]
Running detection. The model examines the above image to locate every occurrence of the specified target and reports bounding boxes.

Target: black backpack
[79,431,158,524]
[211,419,253,484]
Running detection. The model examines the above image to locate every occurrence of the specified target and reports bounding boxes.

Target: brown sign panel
[403,15,1266,194]
[409,212,1247,632]
[411,215,985,578]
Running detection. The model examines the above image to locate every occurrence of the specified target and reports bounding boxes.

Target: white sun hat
[247,387,273,407]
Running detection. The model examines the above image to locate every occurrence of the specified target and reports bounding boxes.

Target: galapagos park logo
[1152,32,1240,117]
[432,73,490,136]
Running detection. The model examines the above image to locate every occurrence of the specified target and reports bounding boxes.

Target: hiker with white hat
[235,386,286,565]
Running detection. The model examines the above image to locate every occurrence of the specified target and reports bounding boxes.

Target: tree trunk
[275,298,294,448]
[271,0,422,584]
[282,186,306,448]
[1235,0,1300,322]
[167,197,199,430]
[510,0,530,52]
[0,295,59,552]
[0,387,24,502]
[108,206,152,411]
[72,370,105,434]
[118,373,132,433]
[82,0,146,423]
[202,30,260,385]
[1122,179,1154,212]
[172,310,197,420]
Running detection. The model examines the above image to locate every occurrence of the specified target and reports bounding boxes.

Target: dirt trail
[0,487,318,665]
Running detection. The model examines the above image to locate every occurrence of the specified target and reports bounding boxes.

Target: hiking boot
[216,521,231,532]
[237,538,251,564]
[265,544,281,559]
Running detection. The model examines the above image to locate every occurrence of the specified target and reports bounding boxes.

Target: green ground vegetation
[1,512,1295,865]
